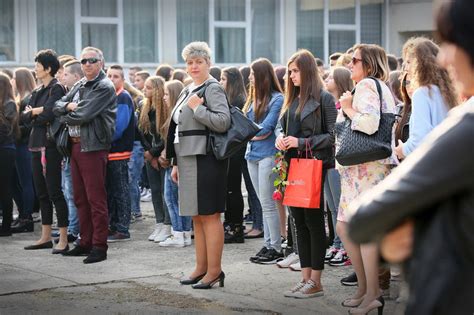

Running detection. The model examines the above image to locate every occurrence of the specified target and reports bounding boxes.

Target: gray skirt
[175,145,228,216]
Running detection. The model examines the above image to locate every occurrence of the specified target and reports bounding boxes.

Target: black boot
[224,224,245,244]
[11,219,34,233]
[83,247,107,264]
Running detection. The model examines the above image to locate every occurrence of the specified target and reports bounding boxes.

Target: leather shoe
[83,248,107,264]
[180,273,206,285]
[192,271,225,289]
[24,241,53,250]
[52,245,70,255]
[62,245,91,256]
[11,219,34,233]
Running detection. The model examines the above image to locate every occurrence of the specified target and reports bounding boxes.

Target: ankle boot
[225,224,245,244]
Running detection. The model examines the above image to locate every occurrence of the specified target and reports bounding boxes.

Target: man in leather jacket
[54,46,116,264]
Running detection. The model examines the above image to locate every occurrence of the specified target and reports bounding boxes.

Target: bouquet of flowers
[272,151,288,201]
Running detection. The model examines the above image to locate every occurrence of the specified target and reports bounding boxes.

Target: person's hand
[187,94,204,110]
[339,91,353,114]
[150,158,160,170]
[144,151,153,162]
[67,102,78,112]
[380,220,414,263]
[23,105,32,114]
[275,135,286,151]
[283,136,299,149]
[171,165,179,184]
[394,140,405,160]
[158,156,170,168]
[31,107,44,116]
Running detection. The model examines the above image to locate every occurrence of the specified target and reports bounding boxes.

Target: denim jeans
[324,168,342,249]
[107,159,131,235]
[12,144,34,219]
[247,157,281,251]
[128,141,144,215]
[164,168,191,232]
[241,159,263,230]
[62,160,80,236]
[146,162,171,225]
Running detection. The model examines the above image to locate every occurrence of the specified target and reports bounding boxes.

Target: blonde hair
[335,54,352,68]
[353,44,389,81]
[139,76,168,138]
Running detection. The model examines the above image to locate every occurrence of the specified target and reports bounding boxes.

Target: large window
[0,0,15,61]
[177,0,280,64]
[361,0,382,45]
[297,0,324,60]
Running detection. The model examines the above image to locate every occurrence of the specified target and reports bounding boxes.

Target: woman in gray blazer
[166,42,231,289]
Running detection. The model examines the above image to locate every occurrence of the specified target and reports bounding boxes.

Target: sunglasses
[351,57,363,65]
[80,58,100,65]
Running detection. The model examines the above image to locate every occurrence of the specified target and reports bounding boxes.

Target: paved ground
[0,202,407,314]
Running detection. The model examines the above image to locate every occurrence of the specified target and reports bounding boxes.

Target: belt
[70,137,81,143]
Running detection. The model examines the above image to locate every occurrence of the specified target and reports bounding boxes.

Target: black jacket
[0,100,18,147]
[278,89,337,168]
[138,105,165,158]
[17,95,32,145]
[54,71,116,152]
[348,101,474,315]
[21,79,65,148]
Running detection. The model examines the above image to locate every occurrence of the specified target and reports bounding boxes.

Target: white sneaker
[159,232,185,247]
[184,231,192,246]
[277,252,300,268]
[148,223,163,241]
[154,224,172,242]
[289,261,301,271]
[141,189,152,202]
[140,187,147,197]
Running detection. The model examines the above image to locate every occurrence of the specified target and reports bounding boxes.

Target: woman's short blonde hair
[353,44,389,81]
[181,42,212,62]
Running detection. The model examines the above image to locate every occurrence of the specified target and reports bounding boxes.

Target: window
[251,0,280,61]
[329,30,356,54]
[297,0,324,60]
[37,0,75,56]
[329,0,355,24]
[0,0,15,61]
[361,0,382,45]
[82,24,118,62]
[177,0,209,61]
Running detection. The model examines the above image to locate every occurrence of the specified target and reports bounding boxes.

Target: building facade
[0,0,433,68]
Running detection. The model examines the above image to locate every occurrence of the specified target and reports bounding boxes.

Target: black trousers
[31,146,68,227]
[0,149,16,232]
[224,154,244,226]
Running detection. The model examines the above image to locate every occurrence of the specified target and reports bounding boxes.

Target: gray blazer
[166,78,231,159]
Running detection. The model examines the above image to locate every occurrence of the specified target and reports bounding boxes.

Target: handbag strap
[368,76,384,115]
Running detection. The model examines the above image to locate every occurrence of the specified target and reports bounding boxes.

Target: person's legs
[258,157,281,251]
[164,168,181,231]
[146,163,170,225]
[190,216,207,278]
[276,201,287,239]
[359,244,381,307]
[62,160,79,236]
[129,141,144,216]
[326,169,342,248]
[107,160,131,236]
[247,160,266,241]
[304,208,326,283]
[31,151,53,244]
[242,159,263,231]
[200,213,224,282]
[14,144,34,220]
[291,207,311,268]
[0,149,16,233]
[226,155,244,227]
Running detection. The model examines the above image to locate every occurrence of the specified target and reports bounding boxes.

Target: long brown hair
[395,72,412,143]
[0,73,18,135]
[222,66,246,106]
[353,44,389,82]
[14,68,36,101]
[139,76,168,138]
[163,80,184,140]
[243,58,282,122]
[281,49,323,118]
[407,37,459,109]
[331,67,354,100]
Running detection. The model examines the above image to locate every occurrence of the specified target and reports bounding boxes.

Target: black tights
[0,149,16,231]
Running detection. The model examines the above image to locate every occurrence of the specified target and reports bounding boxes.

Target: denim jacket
[245,92,283,161]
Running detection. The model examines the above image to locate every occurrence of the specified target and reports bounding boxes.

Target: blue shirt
[403,85,449,156]
[245,92,283,161]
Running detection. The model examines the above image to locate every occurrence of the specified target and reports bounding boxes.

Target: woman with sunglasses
[335,44,397,314]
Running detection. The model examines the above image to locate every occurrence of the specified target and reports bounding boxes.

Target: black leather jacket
[348,101,474,315]
[54,71,116,152]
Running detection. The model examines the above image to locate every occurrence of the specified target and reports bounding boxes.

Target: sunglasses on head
[80,58,100,65]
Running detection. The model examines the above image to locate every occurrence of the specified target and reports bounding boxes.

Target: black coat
[20,79,65,148]
[0,100,18,146]
[348,101,474,315]
[278,89,337,169]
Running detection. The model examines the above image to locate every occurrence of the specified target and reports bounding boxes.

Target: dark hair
[171,69,188,82]
[281,49,323,117]
[387,54,399,71]
[0,69,13,79]
[388,70,403,104]
[315,58,324,67]
[395,72,412,143]
[222,67,246,107]
[243,58,282,122]
[239,66,250,91]
[274,66,287,93]
[435,0,474,65]
[34,49,60,77]
[0,73,18,136]
[353,44,389,81]
[331,67,354,100]
[14,68,36,100]
[210,66,221,81]
[136,71,150,81]
[155,64,174,81]
[109,64,124,79]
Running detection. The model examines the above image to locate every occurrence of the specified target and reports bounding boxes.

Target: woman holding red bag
[275,49,337,298]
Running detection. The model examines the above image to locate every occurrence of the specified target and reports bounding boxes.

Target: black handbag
[56,124,71,158]
[335,77,396,166]
[197,81,262,160]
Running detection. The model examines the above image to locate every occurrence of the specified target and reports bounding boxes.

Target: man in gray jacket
[54,46,116,264]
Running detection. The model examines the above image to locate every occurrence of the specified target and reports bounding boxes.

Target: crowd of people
[0,0,473,313]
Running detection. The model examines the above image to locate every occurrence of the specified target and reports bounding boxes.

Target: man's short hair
[64,60,84,78]
[81,46,104,62]
[387,54,399,71]
[135,70,150,81]
[109,64,124,79]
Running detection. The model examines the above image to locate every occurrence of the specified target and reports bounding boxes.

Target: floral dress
[336,78,398,223]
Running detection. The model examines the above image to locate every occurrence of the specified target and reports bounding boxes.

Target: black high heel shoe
[180,272,206,285]
[192,271,225,289]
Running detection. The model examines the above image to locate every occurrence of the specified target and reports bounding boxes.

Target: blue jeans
[241,158,263,230]
[164,168,191,232]
[62,160,80,236]
[324,168,342,249]
[128,141,144,215]
[146,162,171,225]
[247,157,281,251]
[107,159,131,235]
[12,144,34,219]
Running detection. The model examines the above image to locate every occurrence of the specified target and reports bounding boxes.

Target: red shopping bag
[283,157,323,209]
